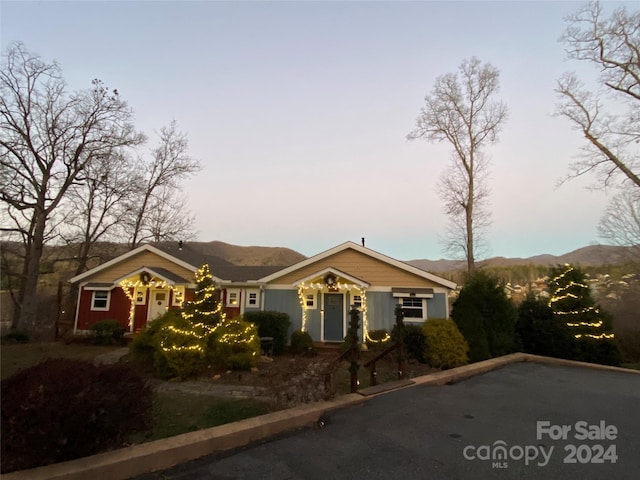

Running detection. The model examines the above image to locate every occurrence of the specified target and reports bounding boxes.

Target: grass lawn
[130,392,272,444]
[0,342,124,380]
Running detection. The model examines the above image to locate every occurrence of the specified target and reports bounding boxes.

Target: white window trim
[91,290,111,311]
[226,288,240,307]
[305,292,317,310]
[245,289,260,308]
[134,287,146,305]
[400,297,427,322]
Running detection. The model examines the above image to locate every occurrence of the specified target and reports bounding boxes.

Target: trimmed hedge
[1,358,152,473]
[422,318,469,369]
[243,311,291,355]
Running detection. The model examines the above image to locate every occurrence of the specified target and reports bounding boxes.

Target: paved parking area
[135,362,640,479]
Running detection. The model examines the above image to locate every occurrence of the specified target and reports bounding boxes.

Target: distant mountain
[408,244,637,273]
[153,240,306,267]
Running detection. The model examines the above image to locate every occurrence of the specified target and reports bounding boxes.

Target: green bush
[154,314,212,379]
[616,330,640,363]
[242,311,291,355]
[577,337,621,366]
[1,358,151,473]
[392,323,426,363]
[130,310,182,361]
[290,329,315,355]
[452,271,517,362]
[516,295,578,360]
[90,319,125,345]
[422,318,469,369]
[208,317,260,370]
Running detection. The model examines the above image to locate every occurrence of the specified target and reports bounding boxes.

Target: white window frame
[245,290,260,308]
[352,294,363,309]
[400,297,426,321]
[134,287,146,305]
[172,287,185,307]
[91,290,111,311]
[226,288,240,307]
[305,292,317,310]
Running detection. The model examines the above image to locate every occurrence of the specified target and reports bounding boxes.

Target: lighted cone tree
[156,264,259,378]
[181,264,224,326]
[548,264,619,365]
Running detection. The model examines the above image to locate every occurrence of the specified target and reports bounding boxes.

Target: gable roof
[258,241,457,290]
[69,243,290,285]
[69,244,199,284]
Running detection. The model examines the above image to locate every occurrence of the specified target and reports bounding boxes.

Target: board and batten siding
[272,249,442,288]
[82,251,195,284]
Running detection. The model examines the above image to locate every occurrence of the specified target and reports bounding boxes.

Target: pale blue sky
[1,1,632,261]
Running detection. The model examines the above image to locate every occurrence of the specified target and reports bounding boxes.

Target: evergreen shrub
[243,311,291,355]
[452,271,517,362]
[422,318,469,369]
[515,295,577,359]
[90,318,125,345]
[290,330,315,355]
[1,358,151,473]
[209,317,260,370]
[153,314,211,379]
[392,323,426,363]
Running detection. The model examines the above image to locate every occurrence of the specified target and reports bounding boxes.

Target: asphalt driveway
[136,362,640,479]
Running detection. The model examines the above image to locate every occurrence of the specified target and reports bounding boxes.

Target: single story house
[69,241,456,342]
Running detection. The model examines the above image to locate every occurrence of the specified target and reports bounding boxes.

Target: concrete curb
[4,354,638,480]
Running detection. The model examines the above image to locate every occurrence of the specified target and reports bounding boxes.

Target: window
[172,287,185,306]
[305,292,317,309]
[91,290,110,311]
[134,288,146,305]
[246,290,260,308]
[226,289,240,307]
[352,294,363,309]
[401,297,424,319]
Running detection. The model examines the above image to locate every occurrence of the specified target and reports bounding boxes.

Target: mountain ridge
[407,244,637,273]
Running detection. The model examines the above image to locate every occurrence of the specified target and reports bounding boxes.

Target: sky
[1,0,634,261]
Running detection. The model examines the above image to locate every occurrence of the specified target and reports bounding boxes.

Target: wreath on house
[324,273,338,291]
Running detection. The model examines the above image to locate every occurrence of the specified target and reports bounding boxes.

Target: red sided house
[69,243,282,333]
[70,241,457,341]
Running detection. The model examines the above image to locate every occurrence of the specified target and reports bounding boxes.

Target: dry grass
[0,342,123,380]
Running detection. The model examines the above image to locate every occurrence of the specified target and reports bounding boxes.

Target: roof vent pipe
[361,237,365,247]
[178,240,183,250]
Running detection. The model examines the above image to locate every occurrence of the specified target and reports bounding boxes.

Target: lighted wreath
[324,273,338,291]
[140,271,151,285]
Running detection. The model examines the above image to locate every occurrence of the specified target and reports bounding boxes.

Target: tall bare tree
[0,43,144,336]
[127,120,201,249]
[408,57,508,273]
[597,188,640,260]
[61,151,138,276]
[556,1,639,189]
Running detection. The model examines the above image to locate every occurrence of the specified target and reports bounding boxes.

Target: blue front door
[324,293,344,342]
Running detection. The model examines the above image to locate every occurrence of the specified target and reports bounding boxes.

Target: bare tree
[0,43,144,336]
[408,57,508,273]
[144,186,197,243]
[598,188,640,260]
[127,120,201,249]
[60,151,138,276]
[555,1,640,189]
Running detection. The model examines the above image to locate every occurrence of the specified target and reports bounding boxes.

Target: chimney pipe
[361,237,365,247]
